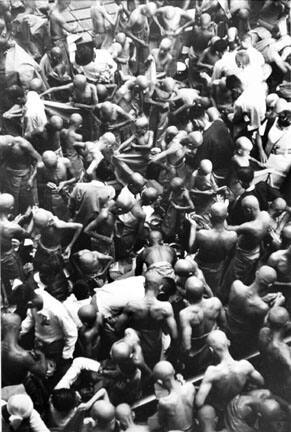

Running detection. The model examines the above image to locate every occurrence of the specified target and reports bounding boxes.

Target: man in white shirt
[20,289,78,364]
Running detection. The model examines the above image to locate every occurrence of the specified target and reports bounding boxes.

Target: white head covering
[24,90,47,136]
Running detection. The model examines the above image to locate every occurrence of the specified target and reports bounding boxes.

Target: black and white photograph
[1,0,291,431]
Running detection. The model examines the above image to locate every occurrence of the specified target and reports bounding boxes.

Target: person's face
[231,87,243,101]
[243,204,253,220]
[136,125,147,136]
[159,45,170,56]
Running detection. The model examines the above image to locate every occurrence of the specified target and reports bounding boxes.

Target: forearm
[55,357,101,389]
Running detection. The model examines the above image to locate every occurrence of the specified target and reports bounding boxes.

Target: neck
[220,350,233,362]
[4,328,19,344]
[272,329,285,340]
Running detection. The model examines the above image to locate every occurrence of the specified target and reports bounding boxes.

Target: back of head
[49,115,63,130]
[241,195,260,211]
[115,403,133,429]
[73,280,90,300]
[73,74,87,89]
[160,37,172,51]
[90,400,115,424]
[0,193,14,213]
[51,388,77,413]
[235,136,253,153]
[7,394,33,419]
[210,202,228,224]
[268,307,289,330]
[70,113,83,127]
[42,150,57,168]
[187,131,203,148]
[259,398,282,423]
[170,177,184,190]
[199,159,213,174]
[33,208,52,228]
[2,312,21,333]
[185,276,204,302]
[111,341,131,362]
[153,360,175,382]
[207,107,220,122]
[174,259,197,276]
[207,329,229,351]
[75,44,94,66]
[141,187,159,204]
[256,265,277,286]
[201,13,211,27]
[29,78,43,93]
[78,304,97,324]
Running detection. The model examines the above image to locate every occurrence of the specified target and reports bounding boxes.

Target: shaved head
[49,115,63,130]
[73,74,87,89]
[256,266,277,286]
[241,195,260,211]
[78,304,97,324]
[153,361,175,381]
[185,276,204,302]
[2,313,21,332]
[111,341,131,361]
[42,150,57,168]
[174,259,197,276]
[210,202,228,224]
[199,159,213,174]
[90,400,115,423]
[207,330,229,351]
[268,307,289,329]
[0,193,14,212]
[236,136,253,152]
[70,113,83,127]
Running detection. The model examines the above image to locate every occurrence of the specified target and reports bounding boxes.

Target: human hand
[63,246,71,260]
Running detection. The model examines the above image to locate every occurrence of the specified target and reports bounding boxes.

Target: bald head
[0,193,14,213]
[282,224,291,247]
[70,113,83,127]
[256,265,277,286]
[78,304,97,325]
[207,330,229,351]
[199,159,213,175]
[144,2,157,17]
[136,75,149,89]
[2,313,21,333]
[170,177,184,190]
[73,74,87,89]
[90,400,115,424]
[188,131,203,148]
[33,208,54,228]
[141,187,159,204]
[210,202,228,224]
[49,115,63,130]
[160,37,172,51]
[185,276,204,303]
[268,307,290,330]
[42,150,57,168]
[174,259,197,277]
[259,398,282,422]
[201,13,211,27]
[236,136,253,153]
[30,78,43,93]
[135,116,149,129]
[111,341,131,362]
[78,250,97,272]
[115,404,134,429]
[241,195,260,212]
[153,361,175,382]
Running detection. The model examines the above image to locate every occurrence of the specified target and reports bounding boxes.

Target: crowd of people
[1,0,291,431]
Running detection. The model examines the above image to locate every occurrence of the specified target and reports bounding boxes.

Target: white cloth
[55,357,100,389]
[266,121,291,188]
[24,91,47,136]
[79,49,117,83]
[21,289,78,359]
[63,295,91,329]
[1,400,50,432]
[234,84,266,131]
[94,276,145,318]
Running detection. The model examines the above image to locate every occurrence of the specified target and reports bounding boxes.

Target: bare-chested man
[37,150,75,219]
[60,113,84,179]
[190,202,237,296]
[179,276,226,375]
[32,207,82,281]
[0,194,30,299]
[91,0,117,49]
[125,2,157,74]
[196,330,264,415]
[155,5,194,64]
[226,265,284,358]
[115,269,178,368]
[149,361,195,432]
[77,304,103,359]
[135,230,176,279]
[2,313,47,387]
[221,196,272,303]
[268,245,291,312]
[49,0,78,62]
[1,137,41,214]
[259,306,291,403]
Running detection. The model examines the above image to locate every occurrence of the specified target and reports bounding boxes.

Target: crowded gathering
[2,0,291,430]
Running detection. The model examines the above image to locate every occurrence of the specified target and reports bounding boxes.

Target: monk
[268,245,291,312]
[221,196,272,303]
[196,330,264,413]
[0,194,30,300]
[190,202,237,295]
[259,307,291,402]
[115,269,178,368]
[149,361,195,432]
[91,0,117,49]
[77,304,103,359]
[226,266,284,358]
[2,313,47,387]
[179,276,226,375]
[135,230,176,279]
[1,136,41,214]
[60,113,84,179]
